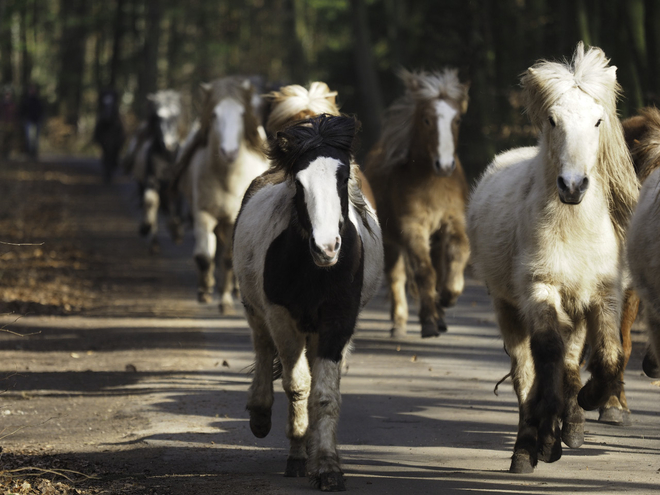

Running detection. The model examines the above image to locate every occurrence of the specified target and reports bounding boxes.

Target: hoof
[622,409,632,426]
[248,407,271,438]
[219,301,237,316]
[440,290,458,308]
[577,380,609,411]
[437,316,448,333]
[509,451,535,473]
[319,472,346,492]
[198,292,213,304]
[598,406,623,425]
[390,326,407,339]
[139,223,151,237]
[284,457,307,477]
[643,350,660,378]
[537,436,562,463]
[421,320,440,338]
[562,422,584,448]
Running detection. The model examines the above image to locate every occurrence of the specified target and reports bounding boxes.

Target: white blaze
[214,98,244,159]
[296,157,343,259]
[435,100,457,169]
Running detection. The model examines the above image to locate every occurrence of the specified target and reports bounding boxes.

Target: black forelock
[268,114,360,176]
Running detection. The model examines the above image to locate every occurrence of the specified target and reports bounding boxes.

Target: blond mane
[628,106,660,182]
[265,82,377,232]
[265,82,339,135]
[375,68,469,170]
[521,42,639,243]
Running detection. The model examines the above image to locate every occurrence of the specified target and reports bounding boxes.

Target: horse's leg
[525,286,569,466]
[438,216,470,309]
[494,298,536,473]
[402,226,440,337]
[216,223,237,315]
[561,319,586,448]
[246,311,277,439]
[193,210,218,303]
[645,307,660,378]
[384,242,408,338]
[599,289,638,425]
[578,284,625,413]
[142,187,160,254]
[267,307,311,478]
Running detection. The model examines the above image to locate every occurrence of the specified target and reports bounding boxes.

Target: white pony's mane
[521,41,638,243]
[265,82,339,135]
[376,68,469,170]
[265,82,377,231]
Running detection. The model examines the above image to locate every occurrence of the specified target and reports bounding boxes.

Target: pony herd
[97,40,660,490]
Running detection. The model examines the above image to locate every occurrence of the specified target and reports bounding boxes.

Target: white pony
[467,42,638,473]
[179,77,269,311]
[234,115,383,491]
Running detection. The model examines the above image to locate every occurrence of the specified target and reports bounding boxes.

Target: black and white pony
[233,115,383,491]
[93,88,125,184]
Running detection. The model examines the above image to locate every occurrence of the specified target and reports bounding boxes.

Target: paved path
[1,159,659,494]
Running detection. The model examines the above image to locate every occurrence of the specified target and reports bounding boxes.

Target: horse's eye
[424,118,431,126]
[548,116,556,127]
[595,119,603,127]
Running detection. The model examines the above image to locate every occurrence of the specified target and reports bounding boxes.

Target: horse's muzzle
[309,236,340,267]
[557,174,589,204]
[434,158,456,177]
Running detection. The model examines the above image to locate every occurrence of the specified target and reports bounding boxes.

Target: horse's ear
[200,82,212,95]
[399,69,421,92]
[146,93,157,102]
[606,66,617,84]
[460,81,471,114]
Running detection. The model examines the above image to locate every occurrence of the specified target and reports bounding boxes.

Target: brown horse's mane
[372,68,469,172]
[623,106,660,183]
[199,76,264,154]
[521,42,639,244]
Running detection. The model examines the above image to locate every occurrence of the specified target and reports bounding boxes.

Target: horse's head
[522,42,621,205]
[98,89,119,121]
[270,115,358,267]
[148,90,182,154]
[203,78,261,163]
[399,69,469,177]
[413,97,463,176]
[544,88,606,204]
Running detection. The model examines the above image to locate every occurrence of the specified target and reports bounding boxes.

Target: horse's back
[467,146,539,294]
[348,204,384,309]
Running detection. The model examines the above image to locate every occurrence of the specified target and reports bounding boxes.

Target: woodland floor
[0,157,659,494]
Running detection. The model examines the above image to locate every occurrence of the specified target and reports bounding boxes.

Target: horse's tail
[245,354,283,381]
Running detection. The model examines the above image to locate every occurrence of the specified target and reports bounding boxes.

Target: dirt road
[1,158,659,494]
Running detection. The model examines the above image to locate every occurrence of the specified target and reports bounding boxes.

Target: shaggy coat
[365,68,470,338]
[233,115,383,491]
[467,42,638,473]
[177,77,269,311]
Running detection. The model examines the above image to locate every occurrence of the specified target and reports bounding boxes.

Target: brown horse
[365,69,470,338]
[599,107,660,423]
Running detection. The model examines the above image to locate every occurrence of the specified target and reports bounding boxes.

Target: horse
[129,90,188,253]
[467,42,639,473]
[233,114,383,491]
[595,107,660,424]
[93,88,125,183]
[263,81,377,207]
[364,68,470,338]
[621,107,660,379]
[177,76,268,311]
[627,168,660,381]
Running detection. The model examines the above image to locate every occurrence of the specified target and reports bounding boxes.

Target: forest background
[1,0,658,179]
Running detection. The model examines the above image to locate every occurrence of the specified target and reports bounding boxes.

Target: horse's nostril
[579,176,589,191]
[334,241,340,251]
[557,176,568,192]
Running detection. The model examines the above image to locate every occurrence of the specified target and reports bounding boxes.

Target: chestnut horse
[365,69,470,338]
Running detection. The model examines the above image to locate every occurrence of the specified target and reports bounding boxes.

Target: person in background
[0,87,18,160]
[19,83,44,159]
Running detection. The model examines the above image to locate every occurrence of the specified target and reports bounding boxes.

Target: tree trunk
[283,0,308,85]
[644,0,658,104]
[20,1,31,86]
[57,0,88,128]
[109,0,126,89]
[136,0,161,117]
[350,0,383,155]
[0,0,13,85]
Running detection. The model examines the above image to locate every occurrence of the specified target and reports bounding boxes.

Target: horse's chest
[263,225,363,333]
